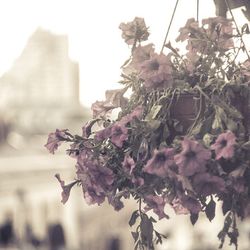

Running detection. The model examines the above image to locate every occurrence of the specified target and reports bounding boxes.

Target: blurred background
[0,0,250,249]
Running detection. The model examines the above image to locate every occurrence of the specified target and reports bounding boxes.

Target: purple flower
[144,195,168,220]
[171,198,189,215]
[139,53,173,90]
[84,187,106,206]
[119,17,149,45]
[120,105,144,125]
[55,174,78,204]
[174,137,211,176]
[110,122,128,148]
[211,131,236,160]
[108,195,124,211]
[91,100,115,118]
[143,148,175,177]
[95,127,112,141]
[76,154,115,206]
[193,173,225,196]
[122,154,136,174]
[179,194,201,214]
[45,129,69,154]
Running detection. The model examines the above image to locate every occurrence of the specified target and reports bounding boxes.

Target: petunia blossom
[105,88,128,108]
[144,195,168,220]
[143,148,175,177]
[76,154,114,206]
[119,17,149,45]
[174,137,211,176]
[55,174,78,204]
[45,129,69,154]
[171,198,189,215]
[211,130,236,160]
[193,172,225,197]
[179,194,202,214]
[139,53,173,90]
[110,122,128,148]
[122,154,136,174]
[91,100,115,119]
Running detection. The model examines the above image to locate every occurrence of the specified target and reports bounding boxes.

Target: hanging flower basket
[45,13,250,250]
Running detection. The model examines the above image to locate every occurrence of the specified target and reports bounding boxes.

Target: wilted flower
[105,88,128,108]
[45,129,70,154]
[91,100,115,118]
[144,195,168,220]
[143,148,175,177]
[119,17,149,45]
[211,130,236,160]
[55,174,78,204]
[174,137,211,176]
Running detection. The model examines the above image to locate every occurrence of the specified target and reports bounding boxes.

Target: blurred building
[0,28,87,138]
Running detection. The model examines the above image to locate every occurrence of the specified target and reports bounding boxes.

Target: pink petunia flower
[144,195,168,220]
[110,122,128,148]
[119,17,149,45]
[171,198,189,215]
[143,148,175,177]
[174,137,211,176]
[139,53,173,90]
[122,154,136,174]
[211,130,236,160]
[91,100,115,119]
[193,173,225,197]
[55,174,78,204]
[45,129,69,154]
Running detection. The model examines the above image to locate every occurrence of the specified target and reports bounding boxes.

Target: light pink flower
[211,131,236,160]
[119,17,149,45]
[105,88,128,108]
[143,148,175,177]
[139,53,173,90]
[174,137,211,176]
[91,100,115,118]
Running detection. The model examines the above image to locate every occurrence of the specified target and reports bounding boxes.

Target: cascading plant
[45,16,250,250]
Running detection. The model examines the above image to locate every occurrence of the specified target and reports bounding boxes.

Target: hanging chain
[161,0,180,53]
[224,0,250,60]
[197,0,199,22]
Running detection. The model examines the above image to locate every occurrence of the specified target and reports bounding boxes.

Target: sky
[0,0,246,107]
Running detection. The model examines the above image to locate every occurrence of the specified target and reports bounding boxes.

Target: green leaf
[141,214,154,243]
[129,210,139,227]
[131,231,139,242]
[205,198,216,221]
[190,213,199,225]
[146,105,162,120]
